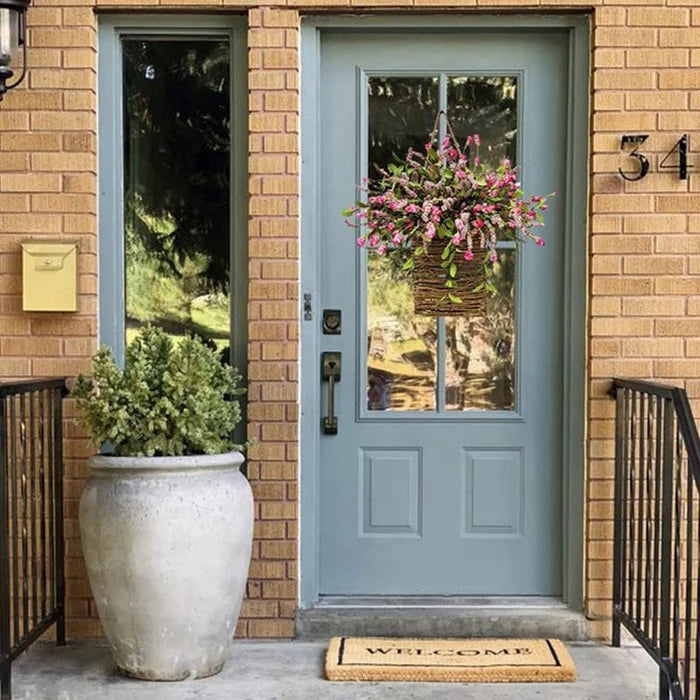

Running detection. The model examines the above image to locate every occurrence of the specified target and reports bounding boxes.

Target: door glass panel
[445,250,516,411]
[445,76,518,411]
[366,76,439,411]
[123,39,231,351]
[447,76,518,166]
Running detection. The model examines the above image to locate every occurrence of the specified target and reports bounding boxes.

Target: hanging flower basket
[413,242,487,316]
[343,110,554,316]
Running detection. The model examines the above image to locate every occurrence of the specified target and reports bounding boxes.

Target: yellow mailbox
[21,242,78,312]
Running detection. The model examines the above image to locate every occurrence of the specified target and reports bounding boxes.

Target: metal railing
[611,378,700,700]
[0,379,66,700]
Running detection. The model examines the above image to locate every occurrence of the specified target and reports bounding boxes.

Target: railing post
[0,396,11,700]
[659,396,674,700]
[53,388,65,647]
[612,383,624,648]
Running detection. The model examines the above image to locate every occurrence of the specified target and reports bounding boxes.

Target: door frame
[300,13,590,609]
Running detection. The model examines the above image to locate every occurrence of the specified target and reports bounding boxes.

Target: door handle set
[321,352,341,435]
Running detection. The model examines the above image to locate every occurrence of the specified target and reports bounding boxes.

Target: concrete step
[297,597,590,641]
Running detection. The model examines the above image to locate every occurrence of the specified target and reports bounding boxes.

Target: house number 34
[619,133,694,181]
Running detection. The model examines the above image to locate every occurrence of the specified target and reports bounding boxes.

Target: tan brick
[658,195,700,213]
[248,619,295,637]
[659,70,700,89]
[628,8,689,25]
[591,277,653,296]
[592,112,656,131]
[623,214,686,233]
[622,297,686,316]
[591,339,619,357]
[595,27,656,47]
[656,319,700,336]
[627,49,689,68]
[593,70,656,90]
[626,91,687,111]
[592,195,654,214]
[656,236,700,254]
[655,277,700,295]
[0,173,61,192]
[591,236,652,254]
[660,28,700,47]
[655,360,700,377]
[623,256,684,274]
[591,318,653,337]
[30,110,93,131]
[621,338,684,357]
[593,50,625,69]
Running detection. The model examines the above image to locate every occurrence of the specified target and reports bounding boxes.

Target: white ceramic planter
[79,451,254,681]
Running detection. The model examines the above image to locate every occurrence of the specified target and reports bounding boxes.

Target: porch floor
[11,639,657,699]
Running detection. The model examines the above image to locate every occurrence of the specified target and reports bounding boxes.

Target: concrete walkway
[11,640,658,700]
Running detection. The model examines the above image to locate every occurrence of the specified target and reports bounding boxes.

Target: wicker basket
[413,244,487,317]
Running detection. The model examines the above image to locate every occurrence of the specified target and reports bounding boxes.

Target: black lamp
[0,0,29,101]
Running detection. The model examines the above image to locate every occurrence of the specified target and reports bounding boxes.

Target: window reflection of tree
[446,252,515,411]
[123,40,231,347]
[448,77,517,167]
[366,77,440,411]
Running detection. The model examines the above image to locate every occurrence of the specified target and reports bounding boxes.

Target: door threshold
[297,596,588,641]
[315,595,568,610]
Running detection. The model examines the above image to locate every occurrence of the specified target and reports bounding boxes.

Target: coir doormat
[325,637,577,683]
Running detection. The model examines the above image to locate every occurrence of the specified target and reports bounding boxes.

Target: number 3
[619,134,650,182]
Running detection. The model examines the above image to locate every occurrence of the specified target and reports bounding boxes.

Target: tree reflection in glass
[122,39,231,352]
[445,252,516,411]
[444,76,518,411]
[366,77,439,411]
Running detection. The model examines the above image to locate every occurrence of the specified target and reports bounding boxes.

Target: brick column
[241,7,300,639]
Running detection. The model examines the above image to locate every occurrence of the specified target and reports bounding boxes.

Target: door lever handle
[322,352,341,435]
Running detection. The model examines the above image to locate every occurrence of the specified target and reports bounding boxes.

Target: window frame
[97,14,248,387]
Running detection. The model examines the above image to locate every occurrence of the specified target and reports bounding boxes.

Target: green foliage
[72,326,245,457]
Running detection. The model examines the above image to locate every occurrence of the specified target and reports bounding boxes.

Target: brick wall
[0,0,698,640]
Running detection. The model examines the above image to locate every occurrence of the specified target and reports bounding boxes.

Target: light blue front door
[318,30,569,595]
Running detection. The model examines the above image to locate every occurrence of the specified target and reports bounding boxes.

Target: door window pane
[447,76,518,167]
[445,76,518,411]
[366,77,439,411]
[123,39,231,352]
[445,251,516,411]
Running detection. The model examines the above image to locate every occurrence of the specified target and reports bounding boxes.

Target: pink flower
[466,136,473,146]
[426,223,436,240]
[474,219,484,229]
[368,234,380,247]
[452,234,462,245]
[473,134,481,146]
[535,237,545,247]
[405,204,420,214]
[456,170,467,179]
[489,251,498,262]
[357,237,366,247]
[377,245,387,255]
[474,156,481,167]
[392,232,404,245]
[502,158,511,168]
[448,148,458,159]
[441,135,451,149]
[463,250,474,261]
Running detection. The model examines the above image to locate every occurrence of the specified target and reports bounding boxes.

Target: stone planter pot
[79,451,253,681]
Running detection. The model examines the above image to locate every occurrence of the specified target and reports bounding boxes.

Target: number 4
[659,134,694,181]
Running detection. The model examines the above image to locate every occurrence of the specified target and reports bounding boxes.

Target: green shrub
[72,326,245,457]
